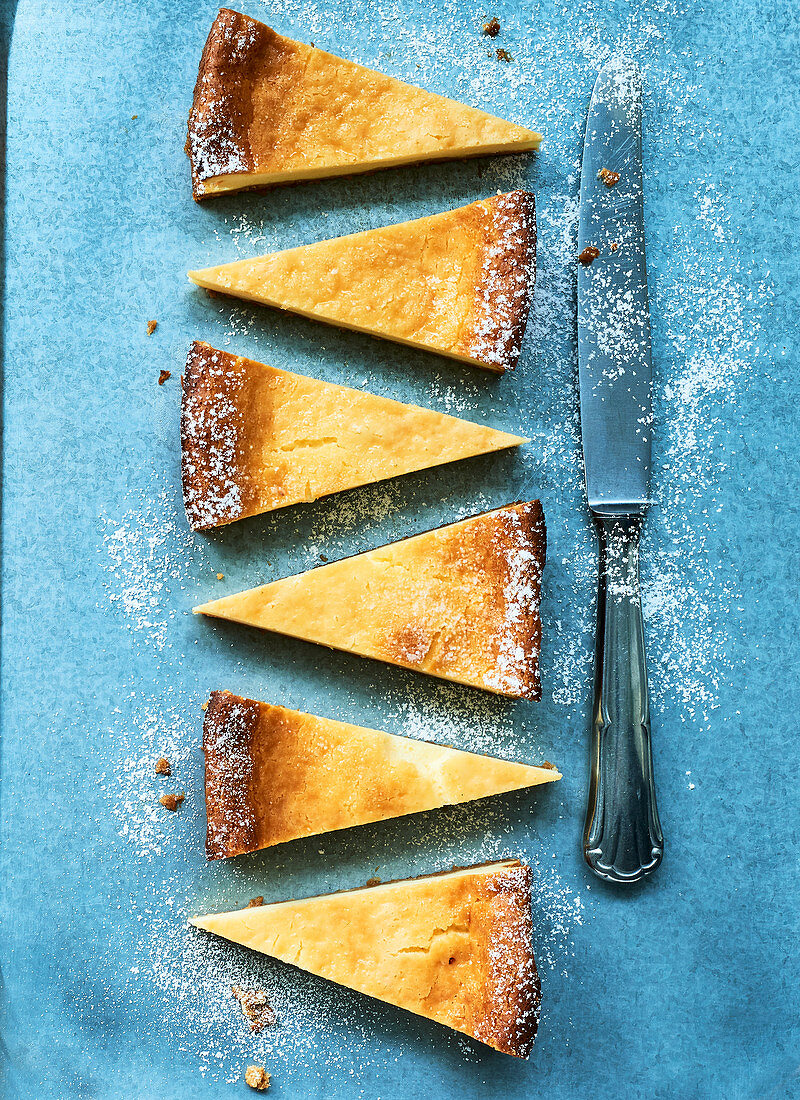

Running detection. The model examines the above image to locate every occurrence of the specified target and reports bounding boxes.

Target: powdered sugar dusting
[99,486,206,650]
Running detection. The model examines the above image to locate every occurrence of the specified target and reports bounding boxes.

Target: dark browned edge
[186,8,261,201]
[509,497,546,702]
[472,189,537,374]
[482,861,540,1058]
[179,340,240,532]
[202,689,261,859]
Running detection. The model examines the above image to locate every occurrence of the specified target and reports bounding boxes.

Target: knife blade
[577,59,664,884]
[578,57,652,513]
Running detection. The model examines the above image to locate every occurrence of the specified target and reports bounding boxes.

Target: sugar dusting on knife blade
[579,57,650,370]
[578,56,653,513]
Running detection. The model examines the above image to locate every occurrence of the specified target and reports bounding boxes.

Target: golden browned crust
[203,690,260,859]
[382,499,546,700]
[457,190,536,373]
[187,194,535,371]
[201,691,556,858]
[181,339,526,530]
[187,12,540,201]
[195,500,546,699]
[192,859,539,1057]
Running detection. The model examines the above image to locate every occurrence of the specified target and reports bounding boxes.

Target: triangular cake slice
[203,690,561,859]
[194,501,546,699]
[187,9,542,200]
[181,342,526,530]
[189,192,536,372]
[192,860,540,1056]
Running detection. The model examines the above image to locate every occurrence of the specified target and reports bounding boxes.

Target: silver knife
[577,58,664,884]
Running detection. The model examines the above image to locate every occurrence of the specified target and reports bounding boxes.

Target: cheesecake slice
[194,500,546,699]
[187,9,542,201]
[203,690,561,859]
[189,192,536,372]
[191,860,540,1056]
[181,342,526,531]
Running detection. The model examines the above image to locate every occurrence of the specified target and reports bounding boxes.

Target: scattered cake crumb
[155,757,171,776]
[201,701,209,711]
[578,245,600,265]
[364,877,381,887]
[598,167,621,187]
[611,242,619,252]
[131,114,138,120]
[159,792,184,811]
[217,572,225,580]
[233,987,276,1032]
[247,897,264,907]
[158,370,171,385]
[244,1065,270,1091]
[482,16,500,36]
[147,320,157,335]
[495,48,512,61]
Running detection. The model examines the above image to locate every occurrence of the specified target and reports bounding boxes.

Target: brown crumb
[482,16,500,36]
[244,1065,270,1091]
[201,701,209,711]
[610,242,619,252]
[155,757,171,776]
[159,792,185,811]
[247,896,265,907]
[365,877,381,887]
[319,555,328,563]
[233,987,276,1033]
[598,167,621,187]
[217,572,225,580]
[578,245,601,265]
[132,114,138,120]
[158,370,171,385]
[496,48,512,62]
[146,319,157,335]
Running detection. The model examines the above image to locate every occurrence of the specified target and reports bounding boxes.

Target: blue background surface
[1,0,798,1097]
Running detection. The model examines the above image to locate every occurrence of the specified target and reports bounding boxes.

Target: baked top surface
[188,191,536,371]
[180,342,525,530]
[195,500,546,699]
[187,9,541,198]
[202,690,561,859]
[192,860,540,1057]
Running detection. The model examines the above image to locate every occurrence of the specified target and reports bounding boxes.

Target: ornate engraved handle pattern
[583,516,664,884]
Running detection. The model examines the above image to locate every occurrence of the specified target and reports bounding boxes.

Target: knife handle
[583,515,664,884]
